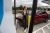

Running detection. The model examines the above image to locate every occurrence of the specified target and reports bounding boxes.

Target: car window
[36,11,42,15]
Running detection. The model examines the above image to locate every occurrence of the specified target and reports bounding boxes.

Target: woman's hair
[23,6,27,10]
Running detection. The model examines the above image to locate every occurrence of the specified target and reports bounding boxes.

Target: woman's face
[24,6,27,10]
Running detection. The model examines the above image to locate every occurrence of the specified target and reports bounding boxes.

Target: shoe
[24,29,26,32]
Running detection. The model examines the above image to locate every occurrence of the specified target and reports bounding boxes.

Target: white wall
[1,0,16,33]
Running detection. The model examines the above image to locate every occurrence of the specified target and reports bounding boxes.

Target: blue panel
[0,0,4,25]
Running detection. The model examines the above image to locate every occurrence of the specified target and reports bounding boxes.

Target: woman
[22,6,28,32]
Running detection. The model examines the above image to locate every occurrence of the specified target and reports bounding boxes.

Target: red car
[34,11,48,24]
[16,11,48,27]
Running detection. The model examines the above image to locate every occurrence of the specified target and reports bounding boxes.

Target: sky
[12,0,48,7]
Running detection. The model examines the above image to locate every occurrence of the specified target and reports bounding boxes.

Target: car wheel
[43,19,48,23]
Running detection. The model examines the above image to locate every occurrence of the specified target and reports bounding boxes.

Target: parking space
[33,20,50,33]
[16,20,50,33]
